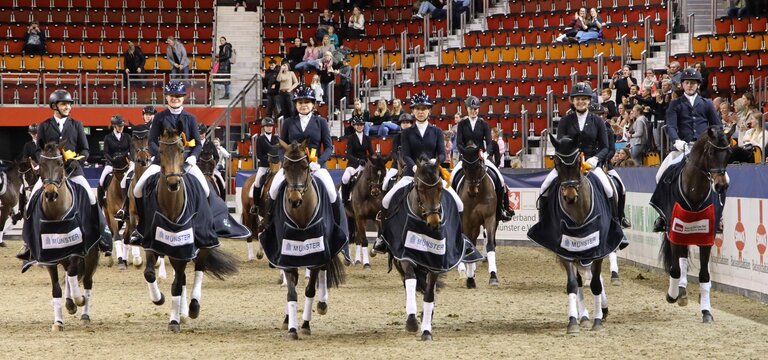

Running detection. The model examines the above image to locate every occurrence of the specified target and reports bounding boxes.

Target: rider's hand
[674,139,687,152]
[309,162,321,171]
[186,156,197,166]
[586,156,599,168]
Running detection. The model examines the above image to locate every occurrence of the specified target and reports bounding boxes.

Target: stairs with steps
[212,7,261,107]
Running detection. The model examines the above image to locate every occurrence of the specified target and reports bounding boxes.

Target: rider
[539,82,617,221]
[381,113,414,192]
[97,115,132,208]
[248,117,279,215]
[652,68,723,232]
[198,124,226,198]
[142,105,157,128]
[131,81,209,243]
[18,89,111,264]
[450,95,514,222]
[340,114,374,204]
[12,124,40,223]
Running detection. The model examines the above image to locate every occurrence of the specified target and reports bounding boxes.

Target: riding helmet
[569,82,593,98]
[110,115,126,126]
[198,124,208,134]
[397,113,415,124]
[350,114,365,125]
[48,89,74,109]
[465,95,481,109]
[410,92,432,108]
[292,85,316,102]
[28,123,38,134]
[680,68,703,83]
[142,105,157,115]
[164,81,186,96]
[261,117,275,126]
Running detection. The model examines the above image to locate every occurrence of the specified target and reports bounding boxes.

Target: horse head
[364,153,390,198]
[691,125,732,194]
[158,122,185,193]
[267,144,281,174]
[413,156,443,230]
[131,126,151,168]
[198,146,217,177]
[458,140,486,197]
[550,132,583,205]
[279,138,311,208]
[39,142,67,203]
[111,152,131,173]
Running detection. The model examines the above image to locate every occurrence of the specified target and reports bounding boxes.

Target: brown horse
[36,142,100,330]
[0,160,23,245]
[103,152,131,269]
[14,158,39,224]
[198,146,225,200]
[277,139,346,340]
[659,126,731,323]
[456,140,499,288]
[345,153,389,268]
[126,127,151,248]
[142,124,238,332]
[240,149,280,261]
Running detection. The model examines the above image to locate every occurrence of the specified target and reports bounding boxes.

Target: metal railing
[411,45,421,83]
[0,73,42,105]
[446,0,453,35]
[327,79,335,120]
[664,31,672,62]
[423,13,430,51]
[387,62,398,100]
[643,16,651,52]
[620,34,628,67]
[688,13,695,53]
[436,28,445,65]
[640,50,648,82]
[521,109,529,156]
[352,63,361,104]
[400,30,408,67]
[338,96,347,137]
[362,78,371,105]
[596,52,604,95]
[483,0,489,31]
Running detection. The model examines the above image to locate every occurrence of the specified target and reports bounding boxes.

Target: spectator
[293,37,321,72]
[727,0,747,17]
[613,147,636,167]
[366,98,392,137]
[627,105,648,165]
[318,51,336,104]
[556,8,587,42]
[215,36,233,99]
[310,74,324,104]
[600,88,619,120]
[414,0,446,19]
[389,98,405,121]
[347,5,366,38]
[317,9,335,37]
[234,0,246,12]
[276,60,299,118]
[213,137,230,171]
[610,65,637,107]
[575,8,603,43]
[346,98,371,136]
[318,35,336,58]
[731,111,767,163]
[694,62,710,97]
[123,41,146,83]
[286,37,305,70]
[491,127,505,168]
[165,36,190,76]
[449,112,462,164]
[668,61,682,89]
[337,57,352,103]
[626,84,641,107]
[442,132,453,168]
[260,60,280,118]
[641,69,658,95]
[23,21,46,55]
[327,26,340,47]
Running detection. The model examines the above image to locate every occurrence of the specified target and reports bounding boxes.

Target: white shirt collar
[416,121,429,136]
[299,113,312,131]
[468,117,478,130]
[684,93,698,106]
[356,132,364,143]
[113,131,122,140]
[576,111,588,131]
[169,106,184,115]
[265,133,272,140]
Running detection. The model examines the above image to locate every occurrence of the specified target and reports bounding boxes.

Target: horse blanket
[260,176,349,269]
[527,172,625,262]
[382,184,483,273]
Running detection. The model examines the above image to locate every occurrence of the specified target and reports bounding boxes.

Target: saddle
[450,166,498,192]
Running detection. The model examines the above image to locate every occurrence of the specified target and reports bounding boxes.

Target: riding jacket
[36,116,90,177]
[665,95,722,143]
[103,131,132,165]
[256,133,279,168]
[148,109,201,165]
[455,116,493,151]
[400,123,446,177]
[556,111,610,166]
[345,132,374,168]
[279,113,333,167]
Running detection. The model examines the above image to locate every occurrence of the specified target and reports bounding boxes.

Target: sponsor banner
[281,237,326,257]
[561,231,600,252]
[404,231,447,255]
[155,227,194,247]
[495,188,541,241]
[41,227,83,249]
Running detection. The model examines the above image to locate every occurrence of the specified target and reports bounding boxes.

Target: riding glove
[586,156,599,168]
[674,139,687,152]
[186,156,197,166]
[309,162,321,171]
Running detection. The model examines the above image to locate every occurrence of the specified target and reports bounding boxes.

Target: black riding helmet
[397,113,414,124]
[410,92,432,108]
[164,81,186,96]
[111,115,125,126]
[350,114,365,125]
[48,89,74,109]
[198,124,208,134]
[142,105,157,115]
[261,117,275,126]
[28,123,38,134]
[465,95,481,109]
[293,85,316,102]
[680,68,703,83]
[570,82,593,98]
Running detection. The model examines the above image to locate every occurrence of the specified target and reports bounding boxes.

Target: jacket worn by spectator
[166,41,190,69]
[124,46,146,73]
[217,42,233,75]
[264,67,280,96]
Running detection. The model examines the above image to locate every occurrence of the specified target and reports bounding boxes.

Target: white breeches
[450,158,505,188]
[132,163,209,198]
[540,166,613,198]
[382,176,464,212]
[99,165,113,186]
[606,169,626,194]
[341,165,363,184]
[382,168,399,190]
[247,167,270,199]
[29,174,96,208]
[269,167,338,203]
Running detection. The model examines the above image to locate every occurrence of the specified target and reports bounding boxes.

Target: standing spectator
[610,65,637,107]
[627,105,648,165]
[641,69,659,95]
[276,60,299,118]
[123,41,145,86]
[165,36,190,77]
[310,74,325,104]
[260,60,280,118]
[318,35,336,57]
[318,51,336,104]
[213,137,230,172]
[347,5,366,38]
[327,26,340,47]
[366,98,391,137]
[448,112,462,164]
[337,57,352,104]
[23,21,46,55]
[490,127,504,167]
[667,61,682,89]
[600,88,619,120]
[694,62,710,97]
[575,8,603,43]
[286,37,305,70]
[293,37,321,72]
[215,36,233,99]
[317,9,335,38]
[442,132,453,169]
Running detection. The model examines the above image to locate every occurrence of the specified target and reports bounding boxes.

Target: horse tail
[659,233,673,272]
[324,253,347,288]
[203,247,239,280]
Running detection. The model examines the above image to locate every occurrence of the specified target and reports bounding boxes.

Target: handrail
[540,128,550,168]
[483,0,489,31]
[460,11,466,48]
[446,0,452,35]
[423,12,430,51]
[352,63,361,104]
[376,46,385,95]
[620,34,628,67]
[643,16,651,52]
[338,96,347,138]
[545,90,553,131]
[412,45,421,83]
[711,0,717,36]
[436,28,444,65]
[570,70,578,91]
[688,13,695,53]
[327,79,335,120]
[596,52,604,95]
[400,30,408,67]
[363,79,371,105]
[208,72,260,156]
[640,50,647,82]
[388,62,397,100]
[521,109,529,157]
[664,31,672,62]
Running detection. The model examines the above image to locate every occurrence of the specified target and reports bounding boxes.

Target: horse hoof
[579,316,590,326]
[168,321,180,333]
[317,301,328,315]
[489,272,499,286]
[702,310,714,323]
[300,322,311,336]
[188,299,200,319]
[678,287,688,307]
[405,314,419,333]
[421,330,433,341]
[666,294,678,304]
[65,298,77,314]
[363,263,371,270]
[106,255,114,267]
[566,317,579,335]
[81,314,91,324]
[369,249,377,258]
[256,251,264,260]
[153,293,165,306]
[74,296,85,307]
[287,329,299,340]
[117,260,127,271]
[354,260,361,266]
[281,315,289,330]
[180,316,189,325]
[133,256,143,267]
[602,307,609,321]
[51,322,64,332]
[592,318,604,331]
[466,277,476,289]
[611,271,620,286]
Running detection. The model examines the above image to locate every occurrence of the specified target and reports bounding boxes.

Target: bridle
[554,148,582,190]
[199,152,216,177]
[283,152,311,199]
[39,154,66,188]
[693,139,730,180]
[133,130,151,167]
[414,170,443,219]
[460,146,487,189]
[158,137,187,184]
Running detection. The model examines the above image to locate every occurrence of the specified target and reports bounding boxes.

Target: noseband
[554,148,582,190]
[461,150,486,188]
[284,153,311,198]
[414,173,443,218]
[39,154,66,188]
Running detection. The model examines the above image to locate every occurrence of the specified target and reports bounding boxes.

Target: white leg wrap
[609,252,619,273]
[115,240,124,260]
[63,276,71,300]
[148,281,162,303]
[405,279,417,315]
[585,268,593,282]
[192,271,203,301]
[568,293,578,319]
[487,251,497,273]
[247,242,254,260]
[187,165,210,197]
[180,286,189,318]
[52,297,63,324]
[318,270,328,302]
[287,301,298,330]
[699,282,712,312]
[466,262,476,278]
[362,246,370,264]
[83,289,93,316]
[577,288,588,318]
[67,275,82,301]
[457,262,467,277]
[304,268,311,279]
[170,296,181,323]
[593,294,603,320]
[600,276,608,307]
[70,175,96,205]
[133,164,161,198]
[421,301,434,333]
[668,277,680,299]
[303,297,314,322]
[158,258,167,279]
[679,258,688,288]
[131,245,141,258]
[354,244,362,263]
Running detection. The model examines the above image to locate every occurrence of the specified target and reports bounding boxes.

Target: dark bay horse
[659,126,731,323]
[0,160,23,244]
[198,146,225,200]
[278,139,346,340]
[37,142,100,330]
[240,149,280,261]
[125,128,152,269]
[345,153,389,268]
[143,124,238,332]
[104,152,131,269]
[549,134,608,335]
[13,158,39,225]
[456,140,499,288]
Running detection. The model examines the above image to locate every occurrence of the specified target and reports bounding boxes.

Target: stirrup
[372,236,388,254]
[249,204,258,215]
[114,208,126,221]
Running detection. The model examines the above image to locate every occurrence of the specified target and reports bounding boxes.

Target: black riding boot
[114,185,131,222]
[497,185,514,222]
[97,184,106,208]
[653,216,666,232]
[618,190,631,228]
[129,197,146,245]
[259,197,274,233]
[537,193,549,222]
[249,184,261,215]
[372,209,389,254]
[342,182,352,204]
[94,203,113,255]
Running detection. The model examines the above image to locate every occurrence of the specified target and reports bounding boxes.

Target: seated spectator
[337,57,352,103]
[366,99,396,137]
[600,88,618,120]
[347,6,366,39]
[389,98,405,121]
[668,61,682,89]
[627,105,648,165]
[327,26,340,47]
[613,147,636,167]
[317,9,335,37]
[23,21,46,55]
[491,127,505,168]
[293,37,321,72]
[719,101,738,128]
[727,0,747,17]
[731,111,767,163]
[318,35,336,57]
[442,132,453,169]
[286,37,305,70]
[575,8,603,43]
[414,0,446,19]
[310,74,325,104]
[556,8,587,42]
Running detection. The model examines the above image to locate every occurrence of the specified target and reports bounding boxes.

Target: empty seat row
[672,51,766,70]
[418,59,618,83]
[714,16,768,35]
[0,53,211,72]
[263,6,415,26]
[440,40,643,64]
[507,0,666,13]
[691,34,767,54]
[395,78,600,101]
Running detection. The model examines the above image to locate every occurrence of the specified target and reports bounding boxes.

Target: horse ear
[548,132,558,147]
[725,123,736,140]
[279,139,291,152]
[300,138,309,149]
[57,139,68,154]
[707,125,716,140]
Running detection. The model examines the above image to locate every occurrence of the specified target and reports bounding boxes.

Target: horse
[142,124,239,332]
[240,149,280,261]
[198,146,225,200]
[15,158,39,223]
[345,153,389,268]
[124,128,151,271]
[658,126,731,323]
[456,140,499,288]
[276,139,346,340]
[103,152,132,269]
[35,142,100,330]
[0,160,23,245]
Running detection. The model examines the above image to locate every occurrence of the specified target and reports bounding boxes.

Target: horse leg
[485,219,499,286]
[285,268,299,340]
[300,268,319,335]
[420,271,438,341]
[157,256,167,279]
[316,269,328,315]
[401,261,419,333]
[576,271,589,325]
[465,261,476,289]
[608,252,620,285]
[562,260,580,335]
[666,244,685,305]
[131,245,143,267]
[66,258,85,307]
[80,247,99,324]
[359,218,370,268]
[143,251,165,306]
[589,259,605,331]
[188,250,208,320]
[246,238,255,261]
[168,258,187,332]
[48,265,65,331]
[699,246,714,323]
[354,237,362,265]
